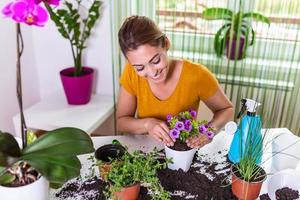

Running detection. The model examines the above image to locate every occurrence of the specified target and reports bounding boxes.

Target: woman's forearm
[117,116,150,134]
[210,107,234,131]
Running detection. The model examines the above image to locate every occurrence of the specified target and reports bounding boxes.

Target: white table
[50,128,300,199]
[13,91,114,137]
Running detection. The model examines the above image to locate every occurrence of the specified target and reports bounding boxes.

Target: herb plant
[107,149,171,200]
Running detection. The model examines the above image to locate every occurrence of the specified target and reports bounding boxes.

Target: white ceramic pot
[0,176,49,200]
[272,133,300,171]
[267,169,300,200]
[164,145,197,172]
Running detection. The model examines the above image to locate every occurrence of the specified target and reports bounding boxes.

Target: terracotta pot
[60,66,94,105]
[114,183,140,200]
[231,165,266,200]
[94,144,126,181]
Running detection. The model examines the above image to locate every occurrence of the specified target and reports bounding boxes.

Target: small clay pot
[231,164,266,200]
[114,183,140,200]
[94,144,126,181]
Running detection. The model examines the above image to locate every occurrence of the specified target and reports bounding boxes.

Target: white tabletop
[50,128,300,200]
[13,91,114,137]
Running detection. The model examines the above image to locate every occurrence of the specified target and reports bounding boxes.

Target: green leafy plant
[107,149,171,200]
[0,128,94,188]
[202,7,270,58]
[45,0,102,76]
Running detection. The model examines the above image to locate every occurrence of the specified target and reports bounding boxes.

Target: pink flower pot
[226,37,245,60]
[60,67,94,105]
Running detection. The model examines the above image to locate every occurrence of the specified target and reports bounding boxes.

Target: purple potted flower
[164,109,215,172]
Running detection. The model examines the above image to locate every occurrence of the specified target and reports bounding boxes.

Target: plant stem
[16,24,27,148]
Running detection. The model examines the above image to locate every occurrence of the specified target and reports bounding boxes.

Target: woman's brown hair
[118,15,166,56]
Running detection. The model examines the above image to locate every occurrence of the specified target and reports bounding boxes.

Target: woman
[116,15,233,148]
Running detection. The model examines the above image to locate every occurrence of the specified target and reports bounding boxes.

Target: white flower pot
[164,145,197,172]
[0,176,49,200]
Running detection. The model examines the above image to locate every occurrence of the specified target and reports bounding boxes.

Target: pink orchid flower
[2,0,48,26]
[34,0,60,6]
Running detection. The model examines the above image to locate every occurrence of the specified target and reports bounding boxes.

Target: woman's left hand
[186,134,212,148]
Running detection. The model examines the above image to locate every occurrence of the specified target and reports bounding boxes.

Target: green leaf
[21,154,81,186]
[0,131,21,166]
[214,23,231,57]
[242,12,271,26]
[202,8,233,20]
[22,127,94,156]
[0,172,15,185]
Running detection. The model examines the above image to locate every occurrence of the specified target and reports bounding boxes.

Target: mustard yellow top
[120,59,219,120]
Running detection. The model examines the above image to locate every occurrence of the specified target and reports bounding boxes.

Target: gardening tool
[228,98,263,164]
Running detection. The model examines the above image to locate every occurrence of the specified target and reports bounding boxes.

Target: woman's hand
[186,134,212,148]
[144,118,174,146]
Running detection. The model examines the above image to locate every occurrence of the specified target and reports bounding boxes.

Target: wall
[0,0,113,135]
[31,0,113,99]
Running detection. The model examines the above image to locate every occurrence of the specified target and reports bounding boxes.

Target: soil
[55,150,237,200]
[260,187,300,200]
[170,140,192,151]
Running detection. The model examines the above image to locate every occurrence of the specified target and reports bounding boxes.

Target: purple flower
[184,119,191,126]
[169,129,180,140]
[166,114,172,122]
[189,109,197,118]
[175,121,184,131]
[205,131,215,139]
[35,0,60,6]
[199,124,208,134]
[184,124,192,132]
[2,0,49,26]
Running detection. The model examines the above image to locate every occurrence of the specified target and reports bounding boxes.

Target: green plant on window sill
[106,149,171,200]
[0,128,94,188]
[45,0,102,76]
[202,7,270,59]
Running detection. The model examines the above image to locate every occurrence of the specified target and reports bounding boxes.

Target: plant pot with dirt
[94,143,126,181]
[106,149,171,200]
[45,0,102,105]
[165,110,215,172]
[231,164,266,200]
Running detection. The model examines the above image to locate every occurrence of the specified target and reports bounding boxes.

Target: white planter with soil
[165,145,197,172]
[0,176,49,200]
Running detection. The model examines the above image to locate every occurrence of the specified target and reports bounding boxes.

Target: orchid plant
[1,0,94,188]
[167,109,215,143]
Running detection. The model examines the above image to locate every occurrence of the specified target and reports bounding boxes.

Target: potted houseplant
[230,113,267,200]
[94,142,126,181]
[106,149,171,200]
[1,1,94,199]
[45,0,102,105]
[165,110,214,172]
[202,6,270,60]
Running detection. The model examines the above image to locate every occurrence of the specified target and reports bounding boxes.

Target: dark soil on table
[55,150,237,200]
[170,140,192,151]
[260,187,300,200]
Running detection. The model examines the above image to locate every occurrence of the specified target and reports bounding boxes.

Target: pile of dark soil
[55,150,237,200]
[260,187,299,200]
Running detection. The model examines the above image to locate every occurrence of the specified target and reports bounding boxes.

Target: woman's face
[126,43,169,84]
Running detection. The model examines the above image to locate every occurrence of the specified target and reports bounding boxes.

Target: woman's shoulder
[182,59,212,76]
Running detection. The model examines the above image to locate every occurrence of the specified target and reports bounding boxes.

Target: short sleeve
[119,63,137,95]
[198,65,219,101]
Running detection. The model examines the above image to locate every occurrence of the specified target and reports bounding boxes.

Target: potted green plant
[45,0,102,105]
[165,110,214,172]
[202,7,270,60]
[229,107,267,200]
[106,149,171,200]
[1,1,94,199]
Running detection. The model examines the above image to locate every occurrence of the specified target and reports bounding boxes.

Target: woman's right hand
[144,118,174,146]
